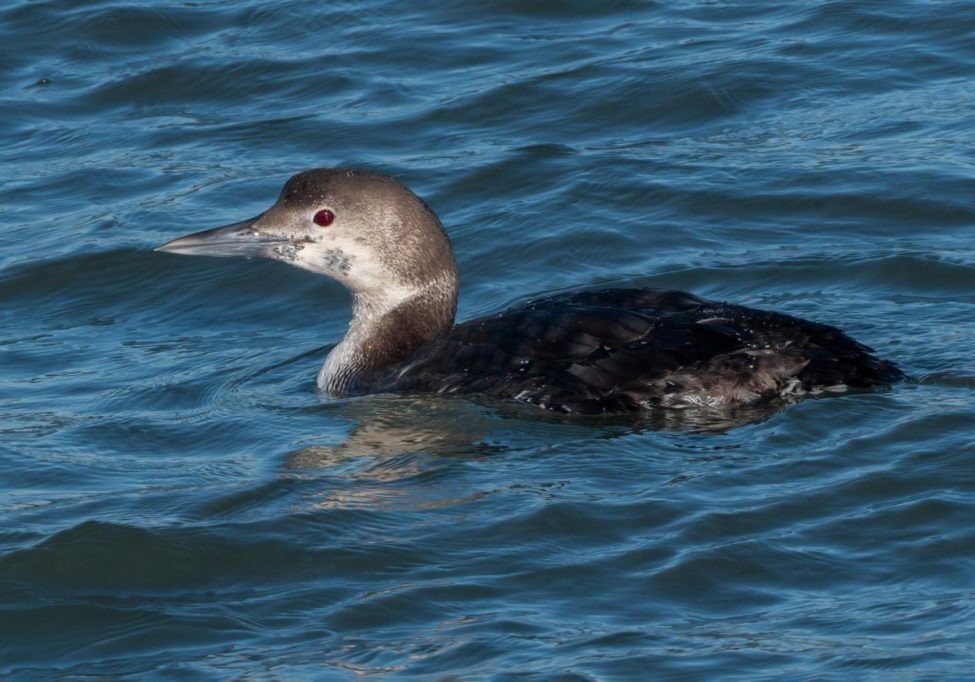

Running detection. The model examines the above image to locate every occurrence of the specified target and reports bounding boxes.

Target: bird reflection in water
[285,391,804,470]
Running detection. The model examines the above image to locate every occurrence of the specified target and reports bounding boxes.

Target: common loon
[157,168,902,414]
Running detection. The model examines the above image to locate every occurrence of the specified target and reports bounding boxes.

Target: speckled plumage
[367,288,903,414]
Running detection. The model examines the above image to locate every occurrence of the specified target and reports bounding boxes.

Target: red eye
[313,209,335,226]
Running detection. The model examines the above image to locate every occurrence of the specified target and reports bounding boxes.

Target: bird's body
[158,168,901,415]
[369,288,900,414]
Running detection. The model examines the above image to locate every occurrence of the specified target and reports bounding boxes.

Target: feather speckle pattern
[371,288,902,414]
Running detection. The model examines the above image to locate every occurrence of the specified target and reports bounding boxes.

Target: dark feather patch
[372,288,902,414]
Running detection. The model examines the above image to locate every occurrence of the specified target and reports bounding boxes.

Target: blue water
[2,0,975,677]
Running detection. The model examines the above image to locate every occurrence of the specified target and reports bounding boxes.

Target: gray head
[157,168,459,307]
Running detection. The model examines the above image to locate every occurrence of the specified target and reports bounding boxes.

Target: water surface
[2,0,975,677]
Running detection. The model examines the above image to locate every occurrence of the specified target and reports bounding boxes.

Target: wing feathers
[376,288,901,413]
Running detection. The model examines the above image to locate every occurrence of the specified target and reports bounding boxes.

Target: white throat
[316,272,457,394]
[315,288,412,393]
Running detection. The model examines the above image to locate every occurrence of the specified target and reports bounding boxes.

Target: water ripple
[2,0,975,677]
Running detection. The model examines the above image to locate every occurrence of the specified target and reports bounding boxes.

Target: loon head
[157,168,459,304]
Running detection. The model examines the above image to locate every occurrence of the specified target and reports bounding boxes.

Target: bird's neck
[317,272,458,395]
